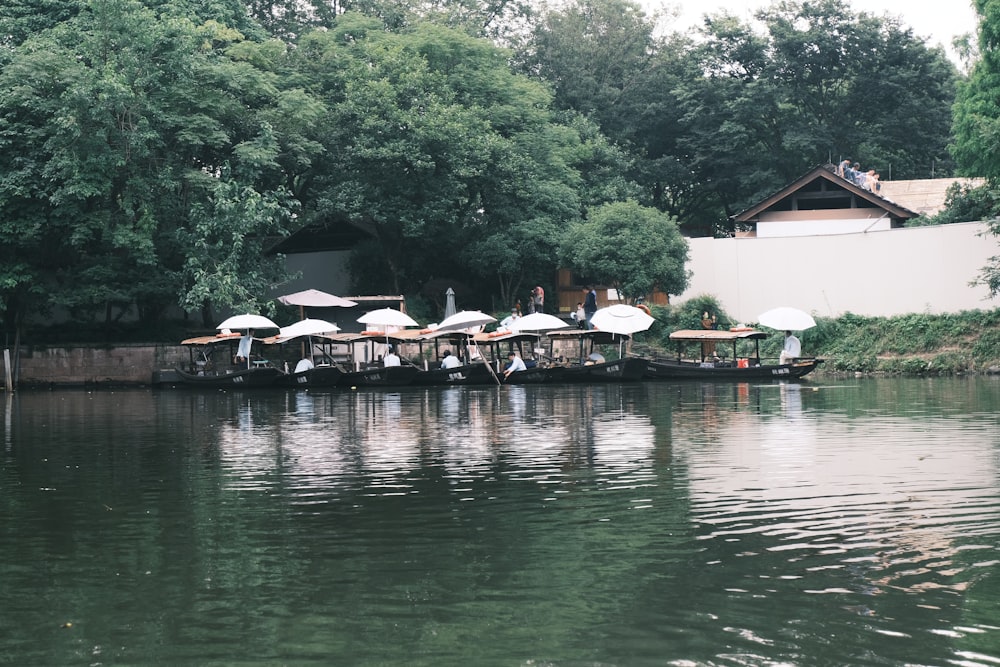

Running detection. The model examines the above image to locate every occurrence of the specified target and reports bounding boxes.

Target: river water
[2,377,1000,666]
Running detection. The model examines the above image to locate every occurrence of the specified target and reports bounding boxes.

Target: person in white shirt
[235,329,254,365]
[294,356,314,373]
[440,350,463,380]
[779,331,801,364]
[383,347,401,367]
[440,350,462,370]
[503,352,526,379]
[499,309,519,329]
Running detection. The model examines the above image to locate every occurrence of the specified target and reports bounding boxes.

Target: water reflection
[2,379,1000,666]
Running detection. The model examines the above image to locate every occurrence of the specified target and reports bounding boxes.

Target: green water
[2,378,1000,666]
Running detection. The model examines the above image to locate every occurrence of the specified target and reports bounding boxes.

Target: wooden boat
[645,328,822,380]
[174,365,284,388]
[392,329,499,386]
[546,330,647,382]
[175,333,285,388]
[471,330,564,383]
[327,332,421,387]
[273,363,345,388]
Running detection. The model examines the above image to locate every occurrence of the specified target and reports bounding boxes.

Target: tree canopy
[0,0,965,339]
[561,201,689,302]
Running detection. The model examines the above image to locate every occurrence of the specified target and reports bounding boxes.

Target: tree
[560,200,689,303]
[0,0,301,335]
[672,0,958,225]
[290,16,601,304]
[953,0,1000,180]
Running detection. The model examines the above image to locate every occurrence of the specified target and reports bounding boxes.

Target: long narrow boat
[175,333,285,388]
[273,363,345,388]
[393,329,498,386]
[645,329,822,380]
[546,330,647,382]
[471,331,564,383]
[329,332,420,387]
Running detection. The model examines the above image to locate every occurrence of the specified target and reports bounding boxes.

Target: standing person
[701,311,718,359]
[780,330,801,365]
[500,308,520,328]
[503,351,526,379]
[531,286,544,314]
[235,329,254,365]
[571,302,586,329]
[583,286,598,330]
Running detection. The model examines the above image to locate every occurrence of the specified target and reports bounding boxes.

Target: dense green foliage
[639,306,1000,375]
[0,0,964,342]
[948,0,1000,296]
[561,201,689,303]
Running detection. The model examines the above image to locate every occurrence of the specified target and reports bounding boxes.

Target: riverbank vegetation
[0,0,965,342]
[644,297,1000,375]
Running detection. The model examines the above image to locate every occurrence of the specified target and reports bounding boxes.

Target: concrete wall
[674,221,1000,323]
[8,344,188,387]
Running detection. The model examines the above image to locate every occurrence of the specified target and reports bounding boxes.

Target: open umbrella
[278,318,340,340]
[277,289,357,309]
[589,304,655,335]
[217,314,279,331]
[436,310,496,333]
[511,312,569,333]
[758,306,816,331]
[357,308,419,328]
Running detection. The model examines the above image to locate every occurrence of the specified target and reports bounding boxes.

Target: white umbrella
[436,310,497,333]
[278,318,340,340]
[217,314,279,330]
[277,289,357,308]
[511,312,569,332]
[589,304,655,335]
[357,308,419,328]
[758,306,816,331]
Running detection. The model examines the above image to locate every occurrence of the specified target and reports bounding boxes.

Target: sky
[652,0,979,63]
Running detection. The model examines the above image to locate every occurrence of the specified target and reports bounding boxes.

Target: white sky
[651,0,979,63]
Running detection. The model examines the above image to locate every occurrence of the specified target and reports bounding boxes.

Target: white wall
[674,221,1000,322]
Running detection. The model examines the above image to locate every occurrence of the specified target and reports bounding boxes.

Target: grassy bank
[645,297,1000,375]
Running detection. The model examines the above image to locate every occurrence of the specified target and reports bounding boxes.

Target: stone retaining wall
[5,344,189,387]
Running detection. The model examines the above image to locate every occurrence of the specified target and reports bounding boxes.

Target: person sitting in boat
[584,351,605,366]
[383,346,401,367]
[235,329,254,365]
[440,350,464,380]
[440,350,462,371]
[295,356,314,373]
[780,331,801,365]
[503,351,526,379]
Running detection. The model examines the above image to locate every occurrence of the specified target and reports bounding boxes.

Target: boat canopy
[668,329,769,342]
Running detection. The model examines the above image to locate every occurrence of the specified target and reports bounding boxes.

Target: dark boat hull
[412,363,495,386]
[340,365,419,387]
[273,365,344,388]
[563,357,648,383]
[503,365,565,384]
[645,357,822,381]
[174,366,284,388]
